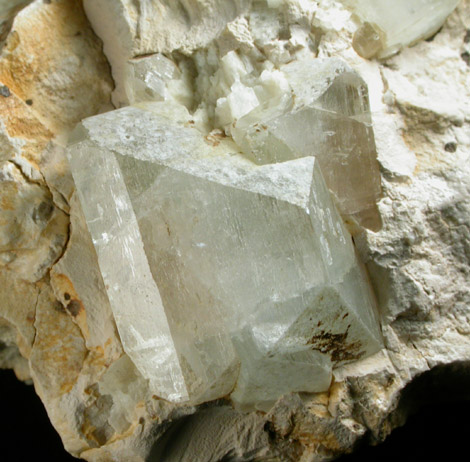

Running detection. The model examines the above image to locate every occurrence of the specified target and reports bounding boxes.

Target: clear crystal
[232,58,382,231]
[343,0,460,58]
[126,53,180,105]
[67,106,382,408]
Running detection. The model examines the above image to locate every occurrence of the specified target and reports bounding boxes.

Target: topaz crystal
[67,105,382,409]
[232,58,382,231]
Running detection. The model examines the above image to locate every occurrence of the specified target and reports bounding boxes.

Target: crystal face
[126,53,180,105]
[343,0,460,58]
[232,58,382,231]
[67,106,382,409]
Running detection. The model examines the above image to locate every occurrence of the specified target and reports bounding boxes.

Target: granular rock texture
[0,1,469,461]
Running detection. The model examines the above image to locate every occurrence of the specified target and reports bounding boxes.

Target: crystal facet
[232,58,382,231]
[67,106,382,408]
[343,0,460,59]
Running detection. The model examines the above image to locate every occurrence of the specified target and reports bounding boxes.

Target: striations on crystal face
[342,0,460,59]
[67,106,383,410]
[232,58,382,231]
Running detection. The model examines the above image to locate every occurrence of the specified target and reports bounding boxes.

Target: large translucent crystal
[342,0,460,59]
[232,58,382,231]
[67,106,382,409]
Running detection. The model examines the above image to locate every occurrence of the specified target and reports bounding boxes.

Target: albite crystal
[67,105,382,409]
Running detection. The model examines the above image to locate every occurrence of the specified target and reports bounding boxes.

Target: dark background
[1,367,469,462]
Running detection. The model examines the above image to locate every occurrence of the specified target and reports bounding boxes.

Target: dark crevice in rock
[336,361,470,462]
[398,360,470,413]
[146,416,190,462]
[336,362,470,461]
[0,368,80,461]
[425,26,443,42]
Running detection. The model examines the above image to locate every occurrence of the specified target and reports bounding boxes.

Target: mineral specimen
[2,0,468,460]
[231,58,382,231]
[67,105,382,409]
[343,0,460,58]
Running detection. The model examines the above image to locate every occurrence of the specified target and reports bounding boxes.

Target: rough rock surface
[0,1,469,461]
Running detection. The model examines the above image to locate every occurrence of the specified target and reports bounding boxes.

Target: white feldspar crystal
[126,53,181,105]
[232,58,382,231]
[342,0,460,58]
[67,106,382,408]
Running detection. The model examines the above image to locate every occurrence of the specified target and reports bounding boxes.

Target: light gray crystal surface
[232,58,382,231]
[342,0,460,58]
[67,105,382,409]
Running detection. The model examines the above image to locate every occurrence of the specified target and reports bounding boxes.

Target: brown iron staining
[204,129,227,147]
[81,383,114,447]
[53,291,83,318]
[65,299,83,317]
[53,299,66,314]
[308,326,365,364]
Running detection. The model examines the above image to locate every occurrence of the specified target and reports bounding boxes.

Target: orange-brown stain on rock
[30,284,87,397]
[83,339,118,372]
[80,421,109,447]
[0,1,79,100]
[66,299,83,317]
[53,272,78,300]
[0,0,113,134]
[205,130,227,147]
[50,272,90,341]
[0,181,19,211]
[52,300,66,314]
[0,90,52,165]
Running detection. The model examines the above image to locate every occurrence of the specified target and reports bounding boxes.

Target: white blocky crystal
[232,58,382,231]
[342,0,460,58]
[126,53,181,105]
[67,106,382,409]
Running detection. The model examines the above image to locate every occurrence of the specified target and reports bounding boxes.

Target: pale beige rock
[0,268,37,359]
[379,9,470,173]
[0,0,113,134]
[40,141,75,214]
[0,86,52,166]
[154,407,270,461]
[0,160,68,282]
[0,0,120,457]
[28,282,92,455]
[30,282,87,397]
